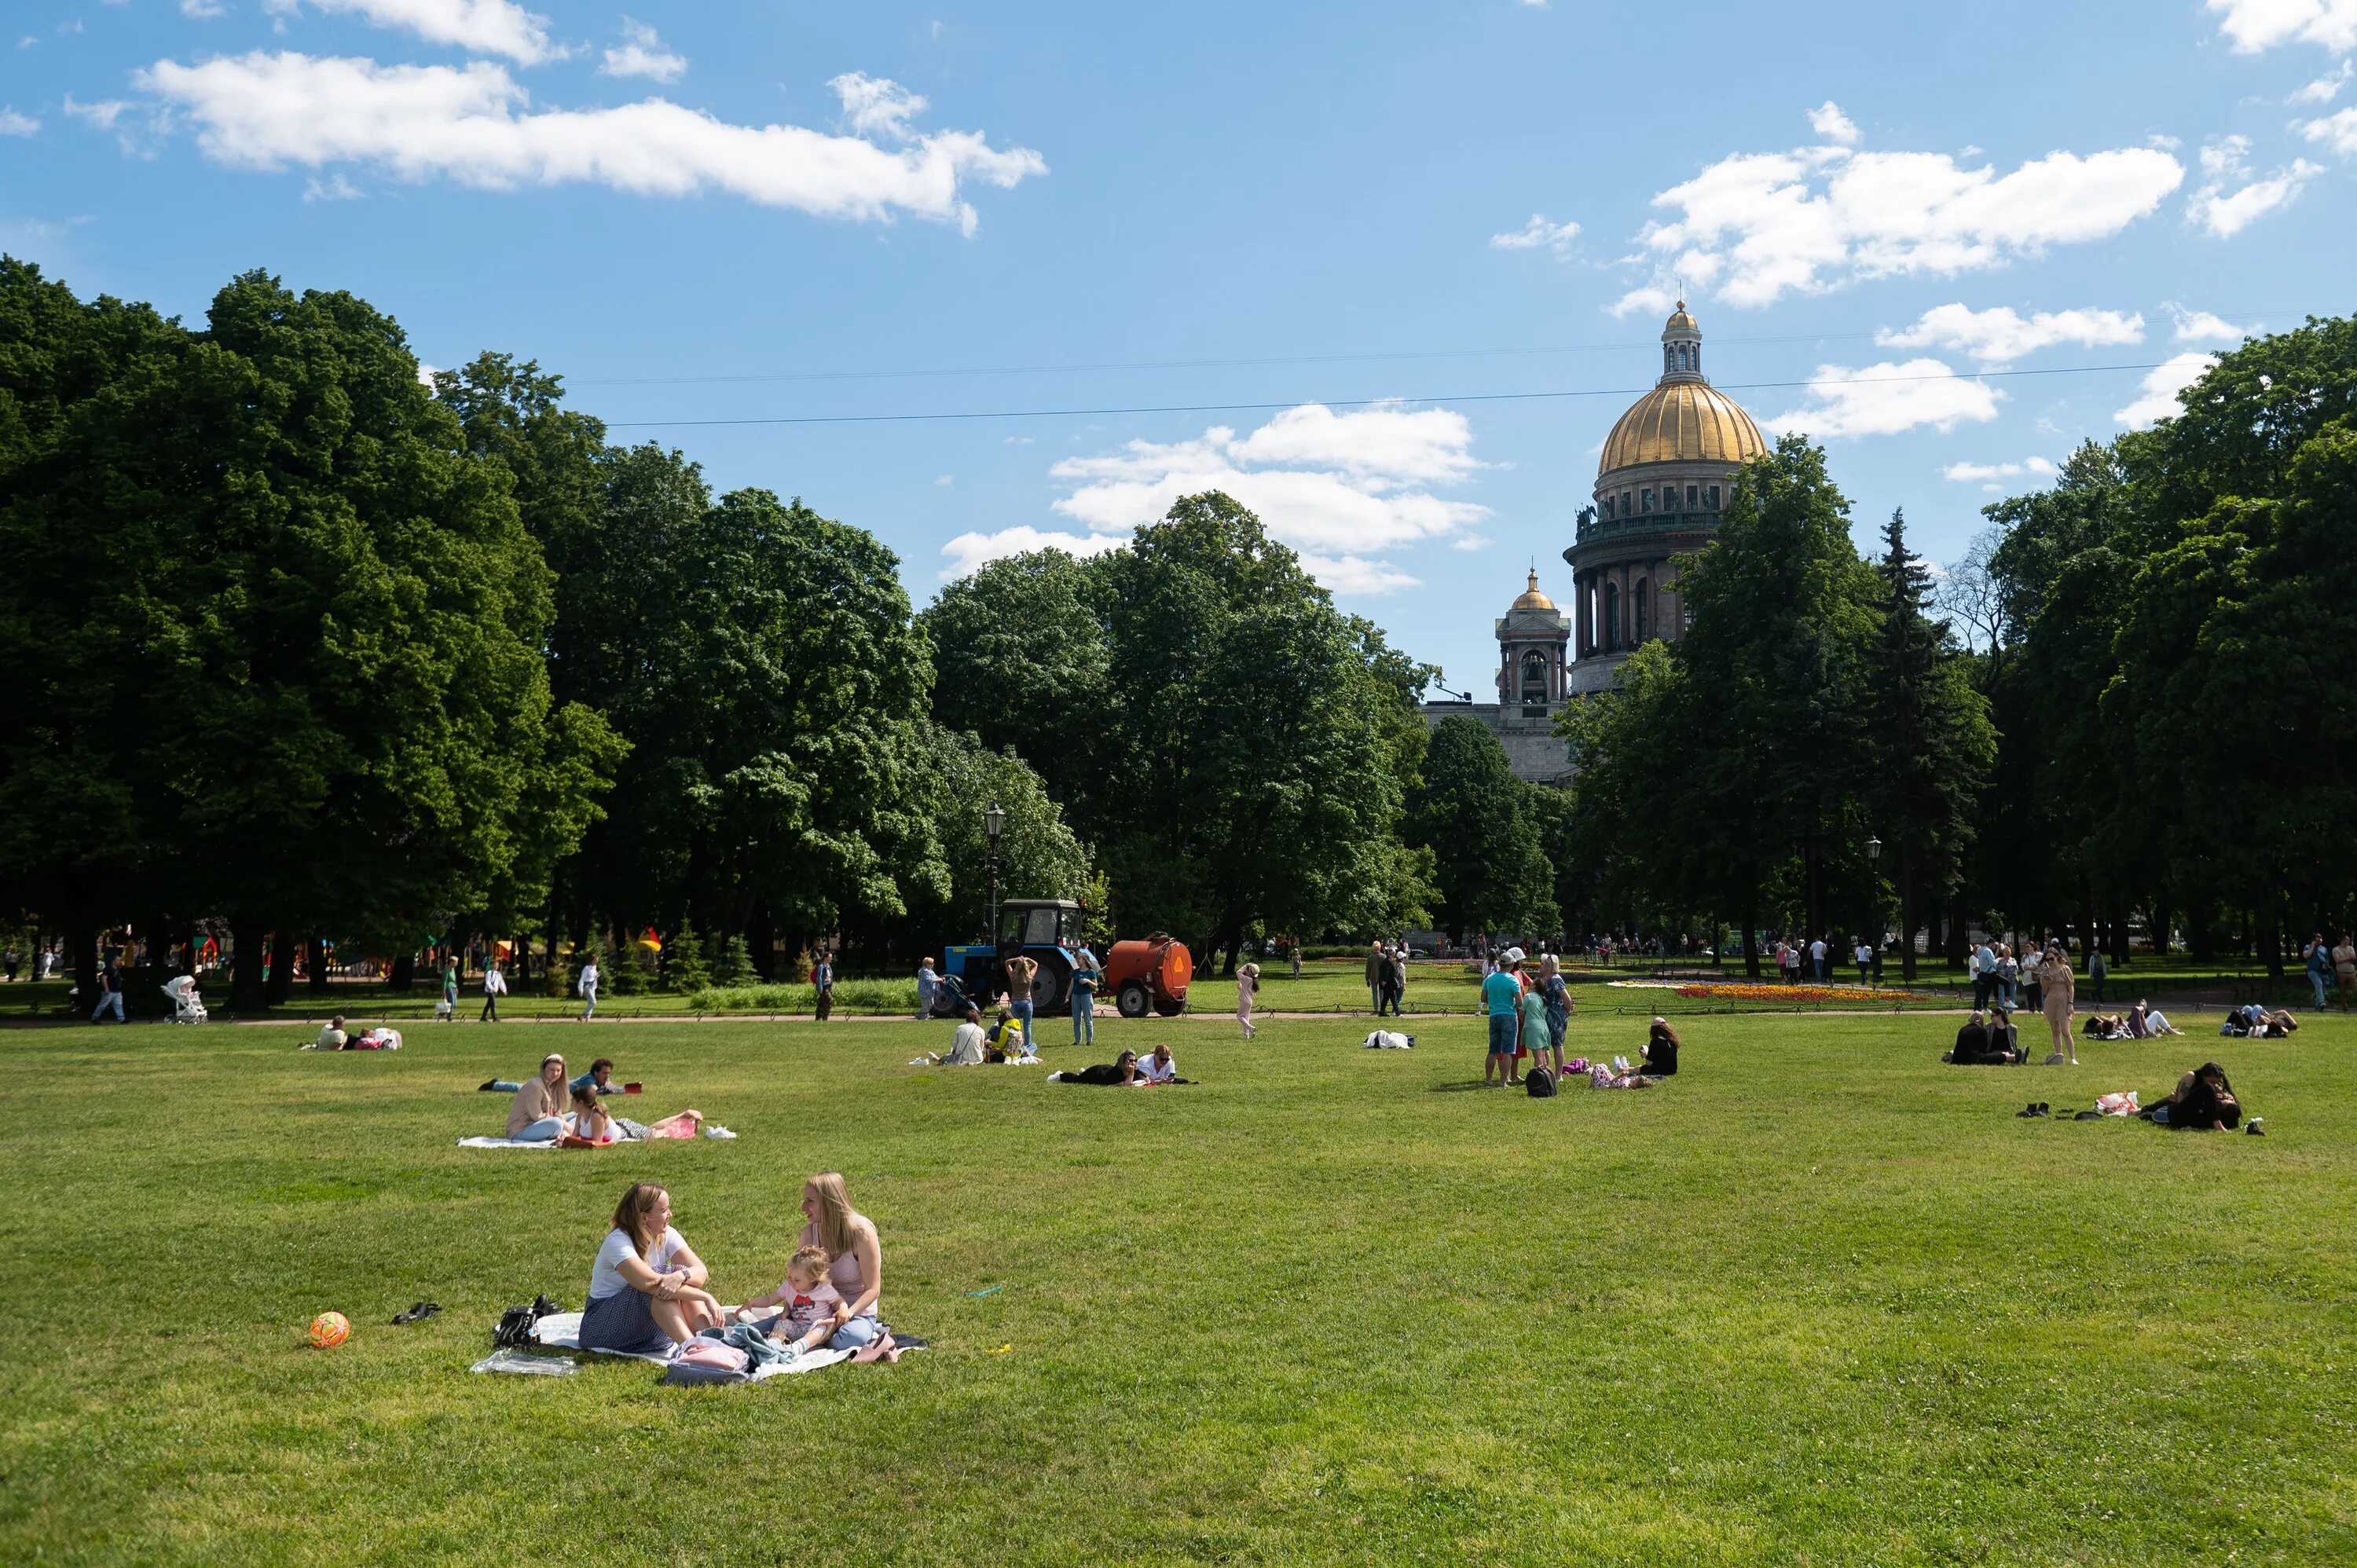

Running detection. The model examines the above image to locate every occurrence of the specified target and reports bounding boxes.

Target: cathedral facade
[1421,302,1765,783]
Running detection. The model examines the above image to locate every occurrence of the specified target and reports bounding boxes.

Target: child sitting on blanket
[730,1244,849,1356]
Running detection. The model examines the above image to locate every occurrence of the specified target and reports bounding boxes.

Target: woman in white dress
[1237,961,1259,1039]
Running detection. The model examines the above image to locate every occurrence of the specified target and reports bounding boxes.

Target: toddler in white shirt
[734,1244,847,1355]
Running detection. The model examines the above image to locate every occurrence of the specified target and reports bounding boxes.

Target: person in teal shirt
[1482,948,1527,1086]
[1519,983,1559,1080]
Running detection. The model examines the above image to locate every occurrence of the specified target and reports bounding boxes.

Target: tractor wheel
[1153,995,1186,1017]
[1116,981,1150,1018]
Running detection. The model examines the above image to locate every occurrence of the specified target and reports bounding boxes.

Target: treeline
[0,261,1435,1004]
[1548,316,2356,979]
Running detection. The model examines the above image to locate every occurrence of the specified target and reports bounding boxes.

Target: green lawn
[5,1010,2352,1565]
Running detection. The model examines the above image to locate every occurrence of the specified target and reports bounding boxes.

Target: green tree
[921,550,1109,805]
[1405,716,1556,943]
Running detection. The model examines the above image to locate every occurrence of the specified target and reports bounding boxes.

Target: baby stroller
[162,974,208,1024]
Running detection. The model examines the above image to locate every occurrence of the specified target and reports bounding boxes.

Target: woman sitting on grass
[2141,1063,2245,1130]
[505,1054,570,1141]
[1949,1012,2016,1064]
[792,1173,885,1352]
[564,1085,618,1145]
[1637,1017,1681,1075]
[581,1181,724,1354]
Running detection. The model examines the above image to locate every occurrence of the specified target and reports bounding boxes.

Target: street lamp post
[984,801,1006,948]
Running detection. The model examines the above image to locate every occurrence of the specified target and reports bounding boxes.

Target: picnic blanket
[456,1136,560,1150]
[527,1312,853,1377]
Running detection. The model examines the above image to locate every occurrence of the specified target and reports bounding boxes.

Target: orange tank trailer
[1103,933,1192,1017]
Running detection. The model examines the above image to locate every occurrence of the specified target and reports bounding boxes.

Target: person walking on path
[1288,939,1302,981]
[1853,938,1872,987]
[1380,945,1406,1017]
[479,960,508,1022]
[2301,936,2330,1010]
[1482,951,1524,1087]
[1071,947,1101,1047]
[2036,943,2078,1064]
[1237,962,1260,1039]
[1003,953,1038,1053]
[90,953,125,1023]
[441,954,460,1020]
[1809,936,1828,984]
[2091,946,2109,1006]
[812,950,835,1022]
[915,956,939,1021]
[577,954,599,1020]
[1365,941,1385,1014]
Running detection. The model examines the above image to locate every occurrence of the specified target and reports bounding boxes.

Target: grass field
[6,1009,2353,1565]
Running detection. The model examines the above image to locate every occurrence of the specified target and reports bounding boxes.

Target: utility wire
[601,360,2176,430]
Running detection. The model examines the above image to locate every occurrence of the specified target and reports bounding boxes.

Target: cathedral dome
[1596,300,1766,479]
[1509,569,1556,612]
[1596,380,1767,476]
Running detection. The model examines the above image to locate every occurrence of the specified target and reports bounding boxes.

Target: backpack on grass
[1525,1065,1557,1098]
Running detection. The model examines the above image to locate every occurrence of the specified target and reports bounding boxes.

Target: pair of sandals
[390,1300,442,1324]
[2017,1100,2120,1122]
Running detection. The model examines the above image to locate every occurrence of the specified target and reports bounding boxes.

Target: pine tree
[663,922,713,992]
[712,934,757,987]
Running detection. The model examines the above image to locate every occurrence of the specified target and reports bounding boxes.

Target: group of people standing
[2302,935,2356,1010]
[1364,941,1409,1015]
[1478,947,1573,1086]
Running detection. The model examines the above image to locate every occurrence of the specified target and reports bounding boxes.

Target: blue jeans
[2314,972,2331,1008]
[513,1116,563,1142]
[581,985,597,1018]
[92,991,124,1022]
[1998,980,2014,1009]
[1487,1013,1518,1057]
[1813,957,1828,981]
[826,1313,883,1351]
[1072,989,1094,1046]
[1011,999,1034,1051]
[916,984,936,1021]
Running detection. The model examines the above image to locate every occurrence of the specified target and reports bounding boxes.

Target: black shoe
[391,1301,442,1324]
[478,1079,498,1092]
[2037,1102,2050,1116]
[2017,1101,2040,1117]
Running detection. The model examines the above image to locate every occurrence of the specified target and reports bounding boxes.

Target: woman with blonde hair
[579,1181,724,1354]
[1237,962,1260,1039]
[794,1172,885,1351]
[2035,942,2078,1065]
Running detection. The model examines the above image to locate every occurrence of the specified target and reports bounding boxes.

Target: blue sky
[5,1,2354,693]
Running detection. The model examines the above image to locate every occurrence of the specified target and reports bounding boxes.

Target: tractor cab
[937,899,1088,1017]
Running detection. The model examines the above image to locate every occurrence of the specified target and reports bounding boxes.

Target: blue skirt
[580,1288,671,1355]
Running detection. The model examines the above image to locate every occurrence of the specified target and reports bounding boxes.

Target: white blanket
[456,1136,559,1150]
[530,1312,853,1377]
[1362,1030,1415,1049]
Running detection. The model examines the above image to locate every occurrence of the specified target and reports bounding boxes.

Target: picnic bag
[660,1338,751,1386]
[1525,1065,1557,1097]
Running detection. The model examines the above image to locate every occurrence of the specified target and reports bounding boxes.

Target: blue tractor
[934,899,1088,1018]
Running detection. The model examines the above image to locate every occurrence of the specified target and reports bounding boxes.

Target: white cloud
[2113,351,2218,427]
[933,474,953,487]
[64,96,129,130]
[1940,455,2057,482]
[262,1,560,66]
[1489,213,1581,255]
[416,361,440,385]
[0,108,37,137]
[2189,137,2321,234]
[1450,535,1491,551]
[1807,100,1860,146]
[2165,302,2255,342]
[181,0,228,16]
[952,402,1494,594]
[1762,359,2004,439]
[2292,59,2352,100]
[2300,104,2357,155]
[829,71,926,141]
[1613,115,2183,311]
[599,19,684,84]
[133,53,1046,234]
[1878,302,2143,365]
[2205,0,2357,53]
[938,525,1127,578]
[302,172,363,200]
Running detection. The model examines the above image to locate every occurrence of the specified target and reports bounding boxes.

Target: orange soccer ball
[307,1311,350,1349]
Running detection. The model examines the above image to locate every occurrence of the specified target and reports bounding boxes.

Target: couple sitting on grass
[581,1172,888,1361]
[925,1005,1038,1065]
[504,1054,701,1144]
[306,1016,402,1050]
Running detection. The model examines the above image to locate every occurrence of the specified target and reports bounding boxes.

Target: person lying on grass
[725,1244,850,1358]
[570,1057,618,1097]
[1052,1050,1142,1086]
[563,1085,618,1145]
[2140,1062,2244,1130]
[1135,1041,1181,1084]
[580,1181,725,1354]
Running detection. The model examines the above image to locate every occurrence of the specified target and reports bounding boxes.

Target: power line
[601,360,2175,430]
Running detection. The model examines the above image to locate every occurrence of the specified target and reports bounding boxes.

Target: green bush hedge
[684,978,920,1013]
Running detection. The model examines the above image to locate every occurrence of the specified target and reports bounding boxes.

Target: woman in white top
[577,957,599,1020]
[579,1181,723,1354]
[794,1172,885,1350]
[1136,1042,1178,1083]
[1237,962,1259,1039]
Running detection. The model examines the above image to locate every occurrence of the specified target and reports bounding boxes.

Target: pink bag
[675,1339,747,1373]
[647,1112,702,1140]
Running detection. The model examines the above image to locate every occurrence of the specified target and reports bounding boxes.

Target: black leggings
[1061,1063,1131,1085]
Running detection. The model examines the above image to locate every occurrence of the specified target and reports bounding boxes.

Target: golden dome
[1597,379,1766,477]
[1510,569,1556,611]
[1663,299,1699,336]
